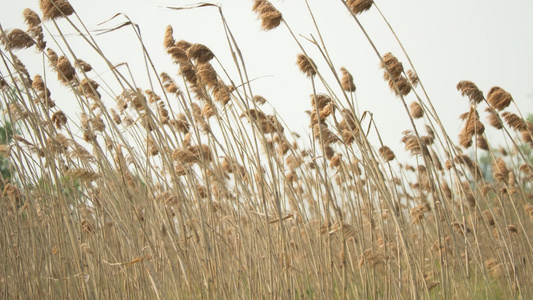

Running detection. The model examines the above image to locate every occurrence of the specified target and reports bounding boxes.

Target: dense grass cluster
[1,0,533,299]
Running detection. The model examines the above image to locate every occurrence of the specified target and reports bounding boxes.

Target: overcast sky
[1,0,533,161]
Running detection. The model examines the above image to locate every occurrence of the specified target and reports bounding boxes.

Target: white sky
[1,0,533,161]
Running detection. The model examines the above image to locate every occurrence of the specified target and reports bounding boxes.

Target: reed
[0,1,532,299]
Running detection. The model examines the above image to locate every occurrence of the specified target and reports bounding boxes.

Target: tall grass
[1,0,533,298]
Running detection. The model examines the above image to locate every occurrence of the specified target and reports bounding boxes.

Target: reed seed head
[110,108,121,125]
[47,48,58,67]
[213,82,231,105]
[145,90,161,103]
[79,78,100,100]
[311,94,332,111]
[40,0,74,21]
[179,62,198,85]
[160,73,180,95]
[32,75,54,108]
[196,62,218,89]
[485,107,503,129]
[90,114,105,132]
[501,112,526,131]
[521,122,533,145]
[51,110,67,130]
[379,146,395,162]
[253,0,282,31]
[341,130,355,145]
[27,26,46,51]
[457,80,484,104]
[163,25,175,49]
[340,67,356,92]
[319,103,334,119]
[401,130,426,156]
[11,55,31,84]
[459,107,484,148]
[170,114,189,133]
[487,86,512,111]
[464,108,484,135]
[519,163,533,181]
[171,40,190,52]
[172,148,198,164]
[313,124,339,145]
[32,74,46,92]
[23,8,42,28]
[286,155,303,170]
[381,52,403,80]
[409,101,423,119]
[6,28,35,50]
[406,69,419,87]
[347,0,373,15]
[201,103,216,119]
[388,76,411,96]
[56,56,76,84]
[330,155,341,168]
[187,43,214,63]
[341,109,358,132]
[167,46,188,63]
[324,145,335,160]
[254,95,267,105]
[67,168,100,182]
[297,54,317,78]
[476,135,488,150]
[3,183,22,203]
[75,59,92,72]
[492,157,509,183]
[410,204,428,224]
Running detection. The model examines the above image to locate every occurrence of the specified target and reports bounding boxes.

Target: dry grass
[0,1,533,299]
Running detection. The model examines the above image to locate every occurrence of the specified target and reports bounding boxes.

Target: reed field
[2,0,533,299]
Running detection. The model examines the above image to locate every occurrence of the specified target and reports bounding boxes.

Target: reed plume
[252,0,282,31]
[487,86,513,111]
[347,0,374,15]
[187,43,214,63]
[39,0,74,21]
[340,67,356,92]
[409,101,423,118]
[23,8,42,28]
[1,2,532,299]
[379,146,395,162]
[55,56,76,84]
[457,80,484,104]
[485,107,503,129]
[501,112,526,131]
[297,54,317,78]
[5,29,35,50]
[380,52,403,80]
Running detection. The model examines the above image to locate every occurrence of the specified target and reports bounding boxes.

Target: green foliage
[0,121,14,183]
[0,120,14,144]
